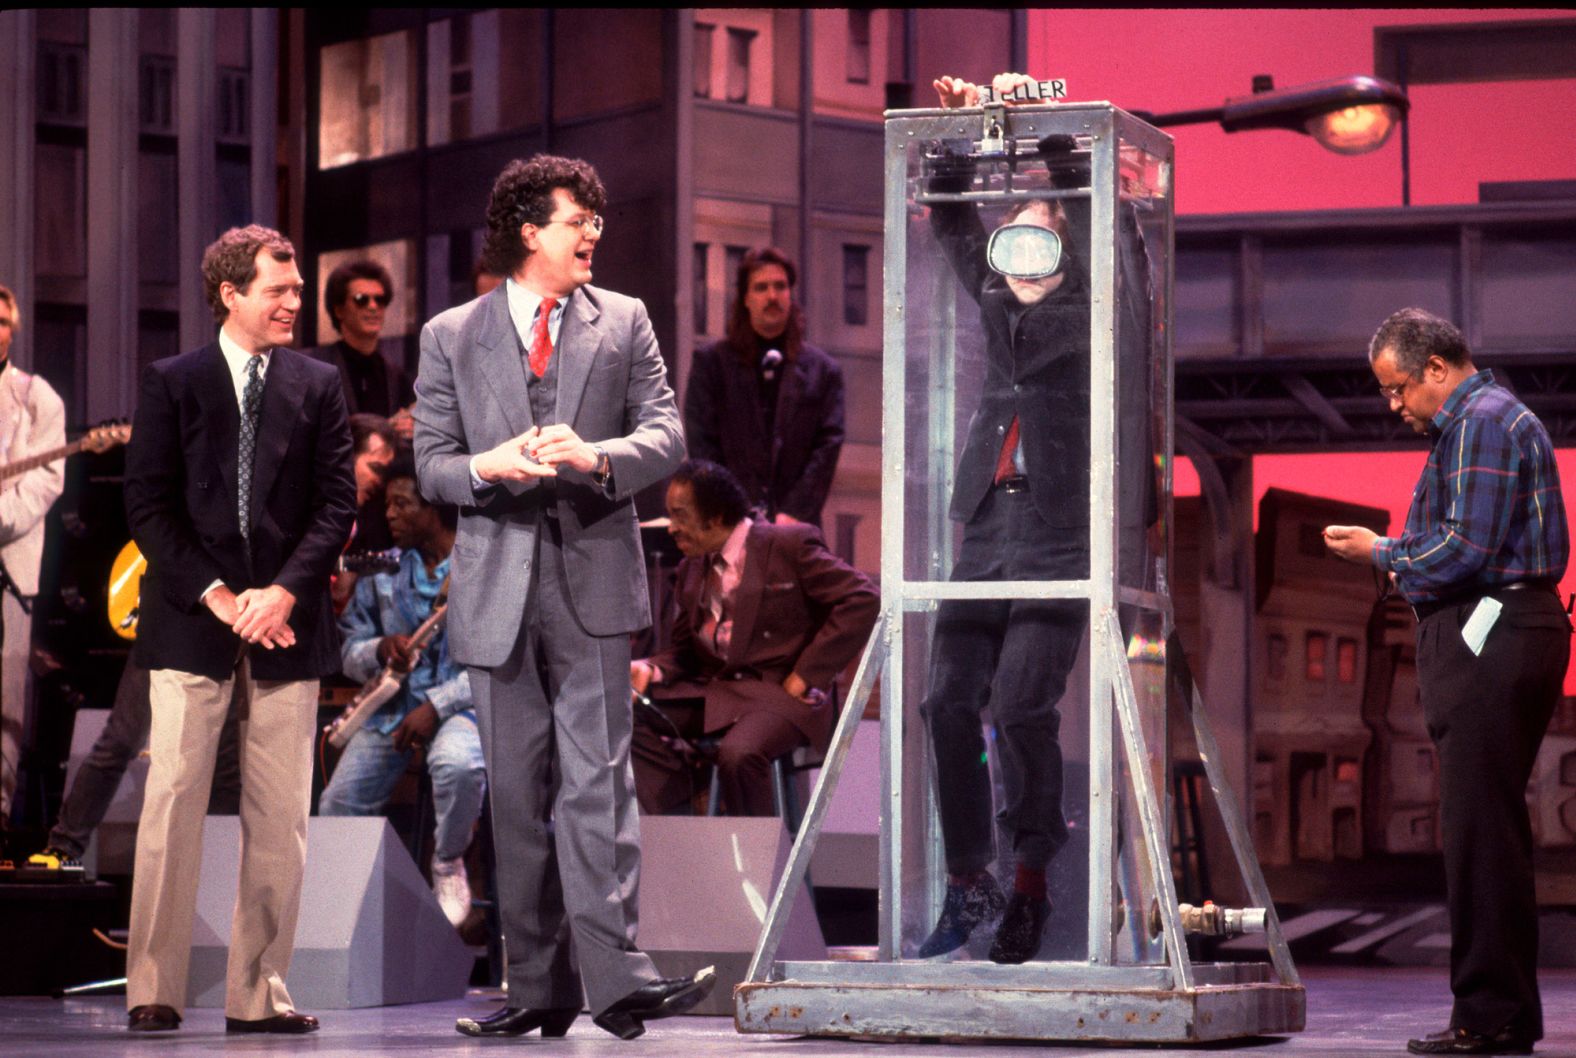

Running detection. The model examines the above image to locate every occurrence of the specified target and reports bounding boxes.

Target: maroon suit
[635,521,877,814]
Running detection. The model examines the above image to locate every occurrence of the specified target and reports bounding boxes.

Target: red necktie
[528,297,558,378]
[994,415,1021,483]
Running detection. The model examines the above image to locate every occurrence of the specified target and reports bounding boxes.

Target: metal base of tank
[735,961,1304,1043]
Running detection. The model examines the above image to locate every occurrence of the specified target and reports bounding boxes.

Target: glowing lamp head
[1306,102,1400,155]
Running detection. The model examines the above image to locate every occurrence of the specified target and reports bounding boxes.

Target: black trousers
[1415,586,1570,1040]
[921,485,1089,874]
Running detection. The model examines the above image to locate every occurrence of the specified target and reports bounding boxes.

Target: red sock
[1014,865,1046,898]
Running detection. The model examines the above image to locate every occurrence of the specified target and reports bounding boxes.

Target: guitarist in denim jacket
[318,452,484,927]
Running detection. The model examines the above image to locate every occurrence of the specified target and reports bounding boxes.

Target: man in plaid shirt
[1326,307,1570,1057]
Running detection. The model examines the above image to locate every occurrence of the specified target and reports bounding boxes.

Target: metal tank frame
[734,101,1303,1044]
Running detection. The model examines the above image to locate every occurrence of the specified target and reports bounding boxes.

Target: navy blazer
[124,343,357,680]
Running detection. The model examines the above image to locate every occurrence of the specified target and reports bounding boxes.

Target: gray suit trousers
[469,515,657,1014]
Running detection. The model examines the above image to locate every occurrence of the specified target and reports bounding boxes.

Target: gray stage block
[637,815,825,1015]
[187,816,471,1009]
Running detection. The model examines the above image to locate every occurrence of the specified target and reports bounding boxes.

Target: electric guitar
[325,595,448,748]
[0,421,131,483]
[106,543,402,641]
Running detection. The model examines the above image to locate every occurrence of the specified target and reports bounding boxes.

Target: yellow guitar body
[107,539,146,641]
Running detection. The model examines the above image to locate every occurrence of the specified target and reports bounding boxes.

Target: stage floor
[3,967,1575,1057]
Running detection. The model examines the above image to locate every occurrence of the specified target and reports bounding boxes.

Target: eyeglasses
[1377,369,1421,402]
[350,292,392,309]
[541,214,605,237]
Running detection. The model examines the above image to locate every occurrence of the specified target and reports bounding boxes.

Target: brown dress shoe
[225,1011,320,1034]
[128,1004,181,1032]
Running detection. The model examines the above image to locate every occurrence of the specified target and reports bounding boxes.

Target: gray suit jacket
[413,283,683,666]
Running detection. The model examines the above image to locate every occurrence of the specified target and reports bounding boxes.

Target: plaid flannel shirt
[1372,369,1568,605]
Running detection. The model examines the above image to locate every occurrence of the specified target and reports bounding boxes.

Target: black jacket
[684,338,845,525]
[932,201,1094,528]
[124,343,357,680]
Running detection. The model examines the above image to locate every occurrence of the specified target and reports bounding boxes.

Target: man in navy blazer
[122,225,356,1034]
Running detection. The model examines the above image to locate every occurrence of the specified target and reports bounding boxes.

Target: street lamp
[1136,75,1410,155]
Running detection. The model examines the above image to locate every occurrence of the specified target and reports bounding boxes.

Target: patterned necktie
[528,297,559,378]
[237,355,264,543]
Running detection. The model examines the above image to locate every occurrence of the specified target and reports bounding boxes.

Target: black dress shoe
[592,966,717,1040]
[917,872,1006,958]
[128,1004,181,1032]
[1407,1026,1535,1055]
[988,891,1051,964]
[455,1005,579,1037]
[225,1011,320,1034]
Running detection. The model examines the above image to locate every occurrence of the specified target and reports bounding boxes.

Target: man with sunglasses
[413,154,704,1040]
[1325,308,1569,1057]
[312,260,415,438]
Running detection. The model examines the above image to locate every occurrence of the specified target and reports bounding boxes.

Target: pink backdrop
[1027,8,1576,214]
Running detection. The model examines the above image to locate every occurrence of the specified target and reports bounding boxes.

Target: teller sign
[980,78,1068,104]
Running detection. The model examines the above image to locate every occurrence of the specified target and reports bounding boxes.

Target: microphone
[760,347,783,382]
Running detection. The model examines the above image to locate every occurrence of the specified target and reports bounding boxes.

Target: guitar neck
[406,604,447,654]
[0,438,85,481]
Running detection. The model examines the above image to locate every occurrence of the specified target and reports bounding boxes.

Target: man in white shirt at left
[0,282,66,831]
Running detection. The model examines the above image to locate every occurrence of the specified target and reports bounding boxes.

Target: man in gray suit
[413,155,703,1041]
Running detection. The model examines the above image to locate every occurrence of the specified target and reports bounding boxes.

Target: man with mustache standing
[414,155,704,1040]
[683,247,844,528]
[122,224,357,1033]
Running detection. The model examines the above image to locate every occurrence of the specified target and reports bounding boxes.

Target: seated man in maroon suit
[632,460,877,815]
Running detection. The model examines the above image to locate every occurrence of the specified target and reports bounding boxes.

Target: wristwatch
[591,444,611,486]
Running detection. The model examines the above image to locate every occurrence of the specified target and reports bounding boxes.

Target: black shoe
[224,1011,319,1034]
[988,891,1050,964]
[1407,1027,1535,1055]
[917,872,1006,958]
[128,1005,181,1032]
[455,1006,579,1038]
[592,966,717,1040]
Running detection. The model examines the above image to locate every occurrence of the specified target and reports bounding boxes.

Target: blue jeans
[319,713,486,861]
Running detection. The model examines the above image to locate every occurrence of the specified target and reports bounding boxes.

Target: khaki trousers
[126,659,318,1019]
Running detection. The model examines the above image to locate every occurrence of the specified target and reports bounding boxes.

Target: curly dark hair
[671,459,751,528]
[324,259,394,333]
[377,451,459,532]
[1369,307,1472,374]
[725,246,805,365]
[481,155,607,277]
[201,225,295,324]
